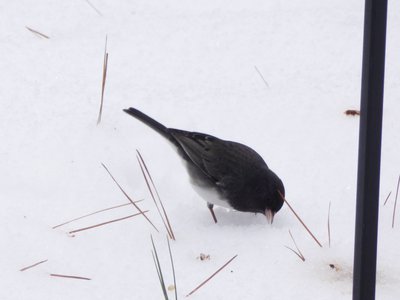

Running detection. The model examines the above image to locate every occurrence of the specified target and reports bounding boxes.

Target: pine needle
[69,211,148,234]
[166,236,178,300]
[50,273,91,280]
[279,191,323,248]
[254,65,269,88]
[151,236,169,300]
[136,150,175,240]
[284,246,305,262]
[84,0,103,16]
[97,36,108,125]
[384,191,392,205]
[101,162,159,232]
[327,201,331,248]
[25,26,50,39]
[392,175,400,228]
[20,259,48,272]
[284,230,305,262]
[186,254,237,297]
[52,201,141,229]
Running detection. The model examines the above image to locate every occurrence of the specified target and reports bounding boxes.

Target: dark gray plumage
[123,107,285,223]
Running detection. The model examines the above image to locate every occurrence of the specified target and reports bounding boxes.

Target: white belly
[190,181,232,209]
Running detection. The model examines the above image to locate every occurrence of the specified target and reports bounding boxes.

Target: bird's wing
[169,130,220,181]
[169,129,266,188]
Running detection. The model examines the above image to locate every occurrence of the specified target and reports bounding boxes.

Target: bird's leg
[207,202,218,223]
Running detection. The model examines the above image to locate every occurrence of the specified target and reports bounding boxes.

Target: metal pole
[353,0,388,299]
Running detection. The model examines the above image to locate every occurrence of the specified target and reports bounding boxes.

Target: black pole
[353,0,388,299]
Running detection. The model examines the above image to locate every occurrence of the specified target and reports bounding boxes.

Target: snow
[1,0,399,299]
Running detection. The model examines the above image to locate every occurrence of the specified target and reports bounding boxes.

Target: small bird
[123,107,285,223]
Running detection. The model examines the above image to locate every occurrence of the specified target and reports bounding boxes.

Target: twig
[52,201,142,229]
[151,236,168,300]
[327,201,331,248]
[136,150,175,240]
[101,162,159,232]
[20,259,48,272]
[25,26,50,39]
[69,211,148,234]
[279,191,323,248]
[254,65,269,88]
[50,273,91,280]
[85,0,103,16]
[384,191,392,205]
[167,236,177,300]
[97,36,108,125]
[186,254,237,297]
[392,175,400,228]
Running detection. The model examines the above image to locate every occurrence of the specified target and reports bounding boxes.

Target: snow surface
[1,0,399,299]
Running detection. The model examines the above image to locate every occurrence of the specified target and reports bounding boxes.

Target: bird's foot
[207,203,218,223]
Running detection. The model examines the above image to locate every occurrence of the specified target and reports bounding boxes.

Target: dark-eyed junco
[123,107,285,223]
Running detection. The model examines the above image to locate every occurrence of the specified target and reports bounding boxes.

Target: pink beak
[265,209,275,224]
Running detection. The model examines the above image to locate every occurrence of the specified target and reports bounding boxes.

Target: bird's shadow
[202,208,269,227]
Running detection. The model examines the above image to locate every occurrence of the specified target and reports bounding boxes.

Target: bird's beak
[265,209,275,224]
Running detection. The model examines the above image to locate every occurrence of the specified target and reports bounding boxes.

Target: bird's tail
[123,107,171,140]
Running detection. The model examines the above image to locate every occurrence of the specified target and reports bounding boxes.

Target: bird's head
[263,170,285,224]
